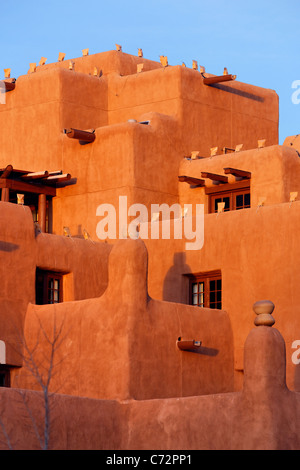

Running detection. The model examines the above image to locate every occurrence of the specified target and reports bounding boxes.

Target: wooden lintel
[178,175,205,187]
[201,172,228,183]
[202,74,236,85]
[223,167,251,179]
[0,178,56,196]
[205,179,250,195]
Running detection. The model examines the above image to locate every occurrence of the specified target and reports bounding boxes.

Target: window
[0,367,10,387]
[206,181,250,213]
[235,191,251,210]
[189,271,222,309]
[36,269,63,305]
[211,194,231,213]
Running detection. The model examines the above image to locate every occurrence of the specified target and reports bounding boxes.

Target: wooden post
[38,194,47,232]
[1,188,9,202]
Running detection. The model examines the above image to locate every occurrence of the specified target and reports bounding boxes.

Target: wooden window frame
[188,270,222,309]
[205,180,250,213]
[36,269,63,305]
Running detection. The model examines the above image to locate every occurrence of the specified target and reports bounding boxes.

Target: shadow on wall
[163,252,191,303]
[210,84,265,102]
[0,241,19,252]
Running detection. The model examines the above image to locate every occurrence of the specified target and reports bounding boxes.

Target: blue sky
[0,0,299,143]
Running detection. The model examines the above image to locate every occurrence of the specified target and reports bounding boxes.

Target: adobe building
[0,47,300,450]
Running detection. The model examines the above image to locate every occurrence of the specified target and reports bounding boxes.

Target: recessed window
[189,271,222,309]
[206,181,251,213]
[210,188,250,213]
[36,269,63,305]
[236,192,251,210]
[212,195,231,212]
[0,367,10,387]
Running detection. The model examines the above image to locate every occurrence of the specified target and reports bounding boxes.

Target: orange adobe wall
[1,301,300,450]
[9,227,234,400]
[145,143,300,391]
[0,202,111,365]
[0,49,278,241]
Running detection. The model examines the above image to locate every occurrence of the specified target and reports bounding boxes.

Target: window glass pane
[54,290,59,303]
[192,282,205,306]
[214,198,222,212]
[0,373,5,387]
[244,193,250,207]
[210,280,215,291]
[236,194,244,209]
[217,279,222,290]
[54,279,59,290]
[48,290,53,303]
[224,197,230,211]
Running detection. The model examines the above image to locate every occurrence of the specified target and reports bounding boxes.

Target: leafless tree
[20,313,67,449]
[0,312,68,450]
[0,417,13,450]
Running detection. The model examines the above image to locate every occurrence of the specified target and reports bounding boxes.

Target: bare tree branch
[0,309,70,450]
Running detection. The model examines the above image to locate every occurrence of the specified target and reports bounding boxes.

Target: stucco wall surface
[144,198,300,391]
[0,201,110,365]
[1,315,300,450]
[13,239,234,400]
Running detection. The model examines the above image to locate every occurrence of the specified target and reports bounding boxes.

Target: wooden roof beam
[21,171,49,181]
[177,339,202,352]
[44,173,71,183]
[0,165,13,179]
[2,78,16,92]
[202,74,236,85]
[48,171,63,177]
[63,128,95,144]
[223,167,251,179]
[178,175,205,187]
[201,172,228,183]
